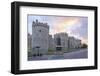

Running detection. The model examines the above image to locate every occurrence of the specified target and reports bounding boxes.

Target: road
[63,48,88,59]
[28,48,88,61]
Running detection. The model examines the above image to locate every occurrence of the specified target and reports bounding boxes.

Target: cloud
[28,15,88,44]
[68,17,88,44]
[69,18,88,38]
[50,17,80,35]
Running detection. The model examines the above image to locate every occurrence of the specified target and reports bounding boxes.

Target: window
[56,37,61,45]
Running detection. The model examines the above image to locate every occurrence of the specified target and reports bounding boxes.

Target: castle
[28,20,81,56]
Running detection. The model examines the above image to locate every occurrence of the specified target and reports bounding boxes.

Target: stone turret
[32,19,49,56]
[32,19,49,29]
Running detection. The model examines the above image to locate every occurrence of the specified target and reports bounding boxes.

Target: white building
[54,33,68,52]
[32,20,49,56]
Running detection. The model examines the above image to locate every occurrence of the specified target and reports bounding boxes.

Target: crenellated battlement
[32,19,49,29]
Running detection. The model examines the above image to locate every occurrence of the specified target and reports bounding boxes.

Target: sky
[27,15,88,44]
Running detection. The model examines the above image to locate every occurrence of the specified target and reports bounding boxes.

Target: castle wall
[28,33,32,52]
[54,33,68,52]
[30,20,81,56]
[68,37,81,49]
[48,35,56,51]
[32,20,49,55]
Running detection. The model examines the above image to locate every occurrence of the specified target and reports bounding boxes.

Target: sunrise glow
[28,15,88,44]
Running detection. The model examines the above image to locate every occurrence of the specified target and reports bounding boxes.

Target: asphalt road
[63,48,88,59]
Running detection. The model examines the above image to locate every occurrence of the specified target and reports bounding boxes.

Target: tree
[81,43,88,48]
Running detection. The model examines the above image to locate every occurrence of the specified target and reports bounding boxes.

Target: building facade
[32,20,49,55]
[54,33,68,52]
[75,39,81,48]
[28,33,32,52]
[48,35,55,51]
[68,37,81,49]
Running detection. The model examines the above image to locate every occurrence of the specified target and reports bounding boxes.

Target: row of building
[28,20,81,56]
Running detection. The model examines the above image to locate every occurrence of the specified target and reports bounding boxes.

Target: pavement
[28,48,88,61]
[63,48,88,59]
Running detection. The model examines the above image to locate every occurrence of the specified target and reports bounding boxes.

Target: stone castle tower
[32,20,49,56]
[54,33,68,52]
